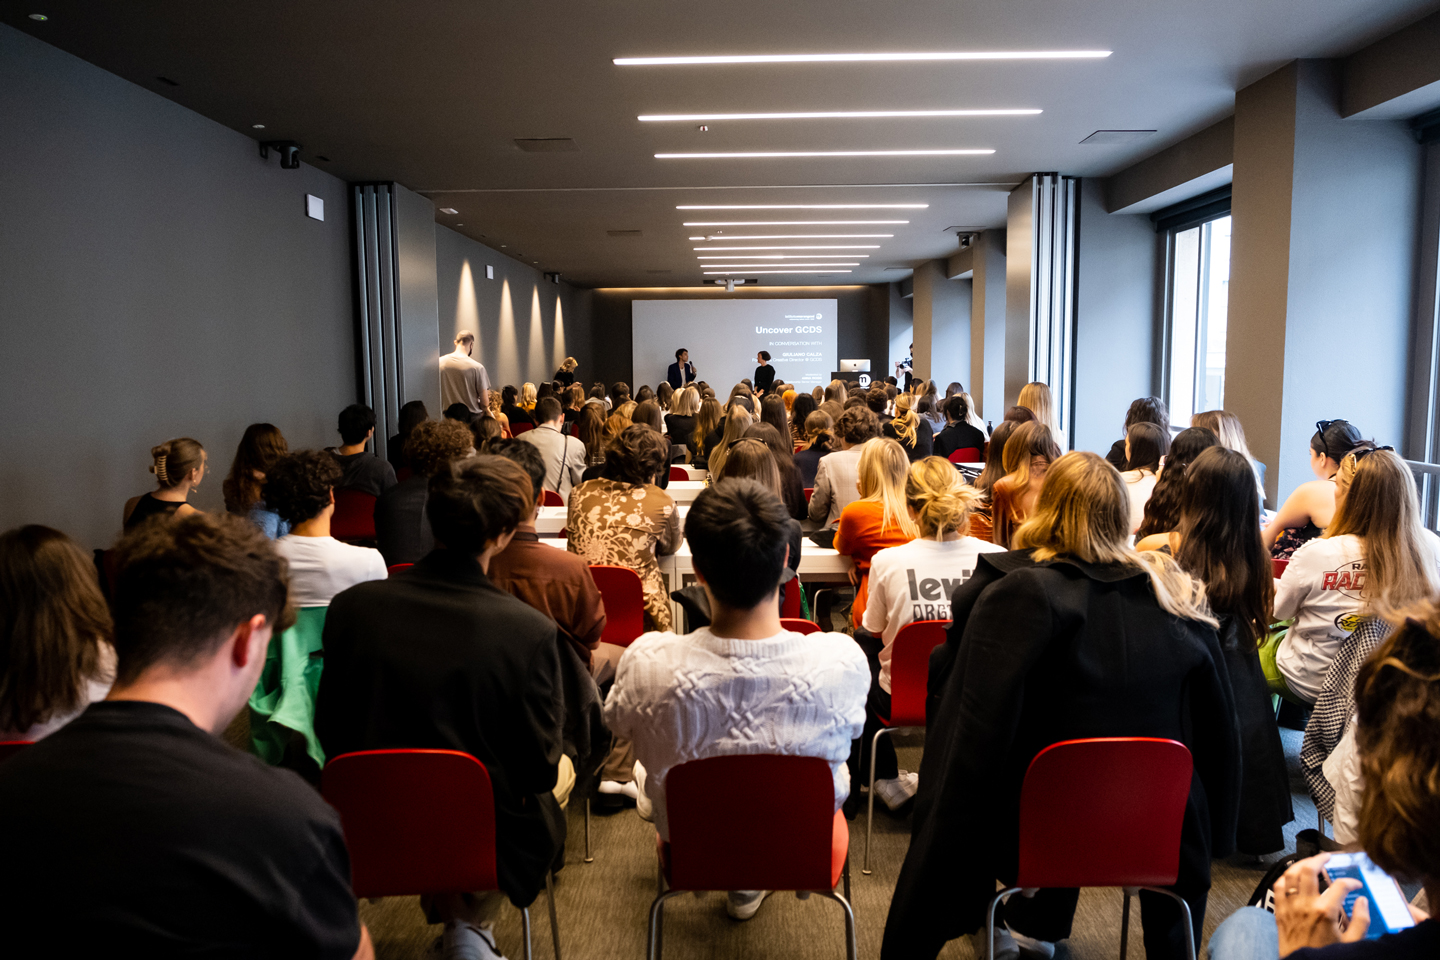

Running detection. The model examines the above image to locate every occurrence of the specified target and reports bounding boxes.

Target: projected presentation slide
[632,299,838,393]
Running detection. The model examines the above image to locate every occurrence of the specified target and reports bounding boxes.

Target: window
[1153,186,1233,427]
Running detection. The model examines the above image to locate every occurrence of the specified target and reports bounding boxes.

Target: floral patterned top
[566,479,681,632]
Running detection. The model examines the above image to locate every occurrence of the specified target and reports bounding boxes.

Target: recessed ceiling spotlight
[642,109,1040,122]
[439,207,459,215]
[657,149,993,159]
[684,220,908,226]
[252,124,265,129]
[28,13,47,20]
[616,50,1111,66]
[456,223,464,226]
[677,204,925,210]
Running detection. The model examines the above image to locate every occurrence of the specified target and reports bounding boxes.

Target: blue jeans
[1209,907,1280,960]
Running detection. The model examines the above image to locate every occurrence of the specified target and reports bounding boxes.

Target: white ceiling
[5,0,1437,286]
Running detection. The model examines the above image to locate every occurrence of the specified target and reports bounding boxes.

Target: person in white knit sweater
[604,479,869,921]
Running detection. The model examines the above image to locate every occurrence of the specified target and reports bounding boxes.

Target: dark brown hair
[1123,396,1170,435]
[632,399,665,433]
[1124,422,1171,473]
[405,419,475,477]
[0,526,113,732]
[693,398,724,454]
[150,437,205,489]
[602,425,668,486]
[426,456,529,554]
[1135,427,1219,541]
[836,405,880,445]
[575,403,607,465]
[264,451,344,526]
[975,420,1017,495]
[223,424,288,514]
[111,513,292,686]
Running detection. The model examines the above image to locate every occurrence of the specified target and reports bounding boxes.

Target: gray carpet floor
[356,729,1316,960]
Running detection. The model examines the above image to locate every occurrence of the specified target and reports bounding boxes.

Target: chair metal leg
[583,798,593,863]
[863,726,891,874]
[646,890,683,960]
[1139,886,1198,960]
[986,888,1022,960]
[818,891,859,960]
[545,871,562,960]
[843,850,852,903]
[521,905,533,960]
[1119,888,1133,960]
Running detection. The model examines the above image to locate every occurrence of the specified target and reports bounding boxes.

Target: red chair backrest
[887,620,950,726]
[780,618,821,634]
[1272,558,1289,579]
[590,564,646,646]
[803,487,814,504]
[665,755,835,891]
[948,447,982,464]
[1017,738,1192,889]
[322,749,498,898]
[387,563,413,576]
[0,741,33,763]
[781,577,802,619]
[332,489,378,541]
[541,490,565,507]
[669,466,690,482]
[511,421,535,435]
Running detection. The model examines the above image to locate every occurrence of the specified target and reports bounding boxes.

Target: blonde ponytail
[891,393,919,447]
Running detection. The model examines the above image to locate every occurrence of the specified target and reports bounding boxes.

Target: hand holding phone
[1272,854,1369,957]
[1322,852,1418,941]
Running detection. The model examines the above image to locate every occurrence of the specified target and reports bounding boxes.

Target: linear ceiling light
[704,269,854,274]
[696,245,879,251]
[700,234,895,240]
[677,204,925,210]
[702,261,862,265]
[616,51,1111,65]
[697,254,868,258]
[683,220,908,225]
[657,149,993,159]
[643,109,1040,121]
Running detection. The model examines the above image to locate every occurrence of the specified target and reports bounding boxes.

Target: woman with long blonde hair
[1017,381,1064,452]
[989,421,1062,548]
[520,382,538,412]
[1270,448,1440,703]
[852,458,1006,810]
[704,408,753,479]
[691,397,724,467]
[887,451,1237,960]
[835,439,919,633]
[883,392,934,462]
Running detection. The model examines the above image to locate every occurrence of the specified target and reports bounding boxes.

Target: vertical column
[1005,180,1036,410]
[970,230,1007,424]
[911,259,972,388]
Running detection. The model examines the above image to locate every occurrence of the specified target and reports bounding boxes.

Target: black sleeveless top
[125,493,185,531]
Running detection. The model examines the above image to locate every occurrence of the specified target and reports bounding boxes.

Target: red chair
[511,421,535,436]
[323,749,561,960]
[947,447,982,464]
[781,576,803,619]
[387,563,413,577]
[986,738,1197,960]
[781,618,822,634]
[804,487,814,504]
[590,565,646,648]
[668,466,690,482]
[541,490,565,507]
[331,489,378,543]
[649,755,856,960]
[1272,558,1289,579]
[864,620,950,874]
[0,741,33,763]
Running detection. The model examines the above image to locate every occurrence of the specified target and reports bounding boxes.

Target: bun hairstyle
[150,438,204,489]
[906,457,981,540]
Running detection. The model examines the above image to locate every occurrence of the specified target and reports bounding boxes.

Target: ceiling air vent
[607,230,643,238]
[1080,130,1157,145]
[514,138,579,152]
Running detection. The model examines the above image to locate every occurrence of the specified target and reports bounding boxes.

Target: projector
[713,278,747,292]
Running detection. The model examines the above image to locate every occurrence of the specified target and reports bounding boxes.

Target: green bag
[248,605,328,767]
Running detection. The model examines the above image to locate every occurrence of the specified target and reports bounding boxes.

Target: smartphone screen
[1325,853,1417,939]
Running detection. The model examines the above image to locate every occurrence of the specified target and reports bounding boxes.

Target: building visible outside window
[1166,215,1231,426]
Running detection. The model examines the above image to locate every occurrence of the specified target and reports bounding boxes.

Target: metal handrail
[1406,460,1440,532]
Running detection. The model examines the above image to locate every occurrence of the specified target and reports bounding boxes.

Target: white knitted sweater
[603,627,870,840]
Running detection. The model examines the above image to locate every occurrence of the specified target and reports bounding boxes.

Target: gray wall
[1072,178,1162,455]
[0,24,355,549]
[434,225,590,395]
[911,260,972,388]
[395,184,442,415]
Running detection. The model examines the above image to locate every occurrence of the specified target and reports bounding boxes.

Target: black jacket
[933,421,987,460]
[315,549,565,907]
[1217,616,1294,854]
[373,474,431,566]
[882,550,1241,959]
[883,417,934,462]
[754,363,776,394]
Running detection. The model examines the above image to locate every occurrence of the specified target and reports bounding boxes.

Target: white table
[663,480,709,505]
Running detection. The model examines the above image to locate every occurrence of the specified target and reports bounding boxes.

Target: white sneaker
[441,921,505,960]
[1006,925,1056,959]
[597,780,639,800]
[634,760,654,822]
[873,769,919,812]
[969,924,1019,960]
[726,890,772,921]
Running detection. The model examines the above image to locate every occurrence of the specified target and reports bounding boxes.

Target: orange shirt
[834,499,914,631]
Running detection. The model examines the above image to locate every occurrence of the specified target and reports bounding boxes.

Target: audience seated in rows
[795,409,835,488]
[711,436,802,580]
[329,404,397,497]
[316,457,569,958]
[1120,420,1170,534]
[500,385,534,430]
[374,419,474,567]
[989,421,1061,548]
[223,423,291,539]
[604,479,868,922]
[1265,420,1368,558]
[853,456,1005,813]
[790,392,818,447]
[744,422,807,520]
[884,393,934,462]
[0,514,373,958]
[1135,426,1220,542]
[0,525,116,741]
[836,438,919,633]
[808,405,880,528]
[690,396,723,466]
[519,396,586,502]
[664,385,699,452]
[1105,396,1170,470]
[933,394,987,460]
[1207,607,1440,959]
[884,452,1241,960]
[124,437,205,530]
[705,406,753,479]
[267,451,387,607]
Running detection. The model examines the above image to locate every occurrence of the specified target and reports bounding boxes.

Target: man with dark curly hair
[267,451,387,608]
